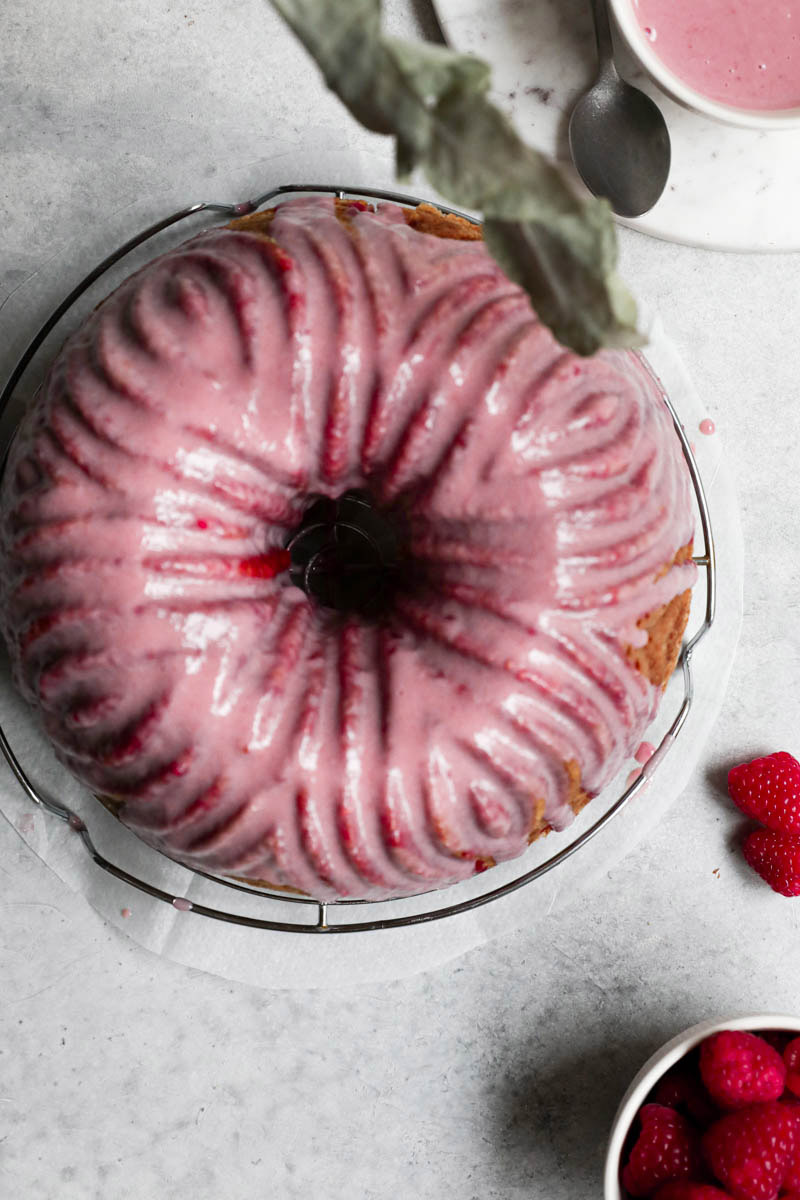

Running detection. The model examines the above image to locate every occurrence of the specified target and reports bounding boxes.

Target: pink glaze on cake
[633,0,800,110]
[0,197,696,899]
[635,741,656,764]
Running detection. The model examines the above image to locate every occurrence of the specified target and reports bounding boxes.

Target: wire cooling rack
[0,183,716,933]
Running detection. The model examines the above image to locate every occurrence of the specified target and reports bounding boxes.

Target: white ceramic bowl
[608,0,800,130]
[604,1012,800,1200]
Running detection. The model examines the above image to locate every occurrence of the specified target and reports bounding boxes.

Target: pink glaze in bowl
[609,0,800,129]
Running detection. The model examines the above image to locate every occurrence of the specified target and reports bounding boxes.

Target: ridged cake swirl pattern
[0,197,696,899]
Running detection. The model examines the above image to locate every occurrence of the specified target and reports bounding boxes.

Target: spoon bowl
[569,0,671,217]
[569,73,671,217]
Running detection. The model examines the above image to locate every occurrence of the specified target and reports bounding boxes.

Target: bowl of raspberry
[604,1014,800,1200]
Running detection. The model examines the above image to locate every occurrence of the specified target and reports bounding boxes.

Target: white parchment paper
[0,171,742,988]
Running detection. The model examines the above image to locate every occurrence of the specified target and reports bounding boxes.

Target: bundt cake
[0,195,697,899]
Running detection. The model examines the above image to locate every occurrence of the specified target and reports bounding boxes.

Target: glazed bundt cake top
[0,196,696,899]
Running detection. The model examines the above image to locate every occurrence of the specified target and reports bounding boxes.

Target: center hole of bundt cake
[286,489,401,617]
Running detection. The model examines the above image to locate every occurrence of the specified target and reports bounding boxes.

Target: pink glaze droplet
[699,418,715,436]
[172,897,193,912]
[68,813,86,832]
[626,768,642,788]
[121,907,132,919]
[635,741,656,764]
[690,442,697,455]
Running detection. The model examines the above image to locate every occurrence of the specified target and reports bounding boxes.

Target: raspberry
[742,830,800,897]
[700,1032,786,1110]
[655,1064,720,1126]
[653,1185,734,1199]
[728,753,800,835]
[703,1102,797,1200]
[622,1104,702,1197]
[785,1039,800,1099]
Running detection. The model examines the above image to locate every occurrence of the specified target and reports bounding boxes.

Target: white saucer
[433,0,800,251]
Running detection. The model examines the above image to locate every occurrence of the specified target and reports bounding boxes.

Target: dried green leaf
[268,0,640,355]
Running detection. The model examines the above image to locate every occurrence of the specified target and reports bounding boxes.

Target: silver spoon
[569,0,671,217]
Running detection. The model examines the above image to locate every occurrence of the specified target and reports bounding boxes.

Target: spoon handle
[589,0,616,71]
